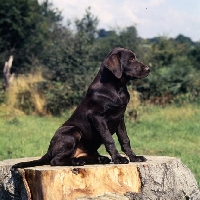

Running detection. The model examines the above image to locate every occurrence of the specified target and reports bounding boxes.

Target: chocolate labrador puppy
[13,47,150,168]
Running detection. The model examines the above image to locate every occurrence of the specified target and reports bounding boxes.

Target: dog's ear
[103,54,122,79]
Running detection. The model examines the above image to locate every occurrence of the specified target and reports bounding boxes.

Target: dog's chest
[114,89,129,107]
[105,91,129,131]
[106,107,125,133]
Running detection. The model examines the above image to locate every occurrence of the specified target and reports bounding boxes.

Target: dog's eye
[129,57,135,61]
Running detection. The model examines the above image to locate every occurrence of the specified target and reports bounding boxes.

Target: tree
[38,7,100,113]
[175,34,194,45]
[0,0,62,72]
[189,43,200,70]
[142,37,196,102]
[94,26,140,66]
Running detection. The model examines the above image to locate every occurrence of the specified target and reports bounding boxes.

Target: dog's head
[102,47,150,79]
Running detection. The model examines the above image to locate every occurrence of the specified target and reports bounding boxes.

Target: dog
[12,47,150,168]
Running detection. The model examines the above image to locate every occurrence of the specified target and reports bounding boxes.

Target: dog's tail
[12,153,50,168]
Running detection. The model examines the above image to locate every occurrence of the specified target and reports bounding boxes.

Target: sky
[49,0,200,42]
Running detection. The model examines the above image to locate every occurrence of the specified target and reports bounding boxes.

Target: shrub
[5,71,47,115]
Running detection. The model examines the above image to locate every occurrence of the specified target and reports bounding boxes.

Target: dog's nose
[144,66,150,72]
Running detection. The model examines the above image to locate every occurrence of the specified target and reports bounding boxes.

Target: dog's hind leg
[50,126,105,166]
[49,128,84,166]
[50,131,111,166]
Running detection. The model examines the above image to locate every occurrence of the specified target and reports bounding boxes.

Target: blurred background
[0,0,200,114]
[0,0,199,186]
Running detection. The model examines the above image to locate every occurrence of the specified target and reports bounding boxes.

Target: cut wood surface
[0,156,200,200]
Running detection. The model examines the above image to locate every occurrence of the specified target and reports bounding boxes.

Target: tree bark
[0,156,199,200]
[3,56,14,91]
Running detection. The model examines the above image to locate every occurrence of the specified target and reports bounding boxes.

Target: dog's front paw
[129,155,147,162]
[113,155,129,164]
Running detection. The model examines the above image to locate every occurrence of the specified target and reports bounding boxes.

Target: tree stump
[0,156,199,200]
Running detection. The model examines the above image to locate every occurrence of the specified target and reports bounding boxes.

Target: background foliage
[0,0,199,187]
[0,0,200,115]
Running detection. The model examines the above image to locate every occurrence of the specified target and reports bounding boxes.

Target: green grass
[0,104,71,159]
[0,104,199,186]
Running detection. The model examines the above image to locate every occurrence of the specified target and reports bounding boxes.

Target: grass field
[0,103,199,186]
